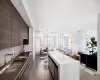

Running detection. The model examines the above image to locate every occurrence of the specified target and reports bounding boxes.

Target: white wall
[97,14,100,74]
[33,29,35,59]
[35,37,41,55]
[77,30,97,53]
[0,46,23,67]
[70,32,78,54]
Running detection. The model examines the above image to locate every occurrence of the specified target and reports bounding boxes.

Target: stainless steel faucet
[4,54,14,65]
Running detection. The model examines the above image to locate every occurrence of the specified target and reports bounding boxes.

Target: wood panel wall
[0,0,29,50]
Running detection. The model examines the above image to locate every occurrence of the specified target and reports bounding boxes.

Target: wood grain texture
[0,0,29,49]
[21,53,33,80]
[20,16,29,45]
[19,16,24,45]
[20,17,26,45]
[11,4,20,47]
[0,0,12,49]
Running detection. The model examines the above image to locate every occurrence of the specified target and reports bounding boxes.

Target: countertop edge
[15,52,32,80]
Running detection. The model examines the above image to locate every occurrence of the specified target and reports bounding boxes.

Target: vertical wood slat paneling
[0,0,12,49]
[20,16,29,45]
[19,16,23,45]
[11,4,20,47]
[0,0,29,50]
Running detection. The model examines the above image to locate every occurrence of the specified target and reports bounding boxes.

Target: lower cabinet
[21,55,33,80]
[54,65,58,80]
[16,53,33,80]
[48,56,58,80]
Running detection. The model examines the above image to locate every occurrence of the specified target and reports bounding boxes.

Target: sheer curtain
[38,32,71,50]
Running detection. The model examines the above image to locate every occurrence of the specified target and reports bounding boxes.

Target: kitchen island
[48,50,79,80]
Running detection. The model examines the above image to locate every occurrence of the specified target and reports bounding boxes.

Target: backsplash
[0,45,23,67]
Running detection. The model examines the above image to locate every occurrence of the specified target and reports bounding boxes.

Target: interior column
[97,14,100,74]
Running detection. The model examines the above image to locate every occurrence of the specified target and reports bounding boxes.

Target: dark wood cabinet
[13,52,33,80]
[20,16,24,45]
[11,5,20,47]
[21,54,33,80]
[0,0,29,50]
[48,56,59,80]
[49,56,55,78]
[54,64,58,80]
[20,16,29,45]
[0,0,12,49]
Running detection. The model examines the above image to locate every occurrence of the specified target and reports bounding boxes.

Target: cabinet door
[11,5,20,47]
[51,60,55,78]
[49,56,55,79]
[0,0,12,49]
[21,55,33,80]
[54,65,58,80]
[20,16,29,45]
[49,56,59,80]
[19,16,24,45]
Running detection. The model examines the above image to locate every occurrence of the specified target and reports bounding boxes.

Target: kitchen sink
[0,57,26,74]
[3,59,25,73]
[0,52,31,75]
[0,64,11,74]
[4,62,21,73]
[0,51,32,80]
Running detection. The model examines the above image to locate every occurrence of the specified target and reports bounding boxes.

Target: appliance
[23,39,29,45]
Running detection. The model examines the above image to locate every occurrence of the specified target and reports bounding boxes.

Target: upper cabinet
[20,16,29,45]
[11,4,20,47]
[0,0,29,50]
[0,0,12,49]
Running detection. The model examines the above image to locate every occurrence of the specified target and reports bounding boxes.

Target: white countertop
[49,50,79,66]
[49,50,80,80]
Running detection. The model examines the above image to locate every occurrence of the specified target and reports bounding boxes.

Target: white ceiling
[14,0,100,33]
